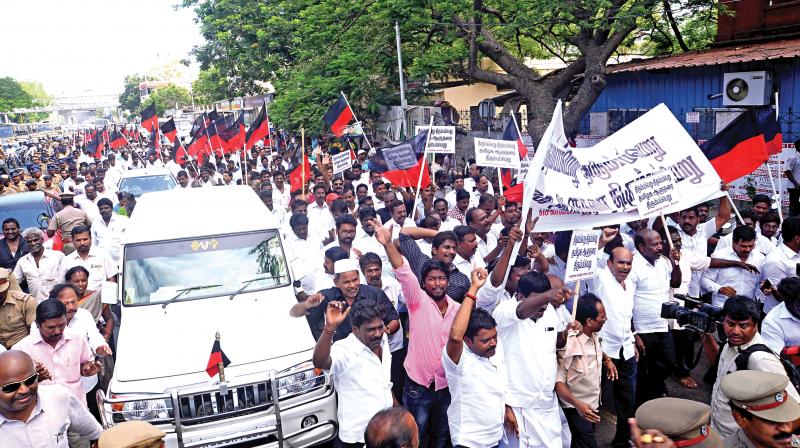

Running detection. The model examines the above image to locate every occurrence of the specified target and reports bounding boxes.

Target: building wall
[584,58,800,141]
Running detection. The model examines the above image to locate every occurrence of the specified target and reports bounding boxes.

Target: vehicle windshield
[122,230,289,306]
[0,197,49,230]
[118,174,176,197]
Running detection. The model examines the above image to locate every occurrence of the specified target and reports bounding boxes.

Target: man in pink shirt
[375,220,461,448]
[12,299,100,406]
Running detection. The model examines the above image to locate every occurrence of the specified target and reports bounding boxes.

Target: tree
[119,75,143,113]
[0,77,33,113]
[184,0,717,141]
[192,66,230,105]
[142,85,192,116]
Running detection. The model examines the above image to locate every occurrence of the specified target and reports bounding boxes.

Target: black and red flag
[755,106,783,155]
[206,118,223,155]
[245,104,270,150]
[186,113,210,159]
[218,113,246,153]
[140,103,158,132]
[85,128,104,159]
[172,136,190,165]
[288,147,312,193]
[499,118,529,188]
[368,130,431,188]
[205,334,231,378]
[323,93,354,137]
[147,125,161,157]
[109,126,127,149]
[700,108,771,183]
[160,118,178,144]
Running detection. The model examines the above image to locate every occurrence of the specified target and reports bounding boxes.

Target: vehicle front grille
[178,380,273,425]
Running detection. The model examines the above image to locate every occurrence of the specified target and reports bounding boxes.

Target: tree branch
[663,0,689,51]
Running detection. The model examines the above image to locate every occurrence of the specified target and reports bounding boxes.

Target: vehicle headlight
[110,395,171,422]
[276,361,325,397]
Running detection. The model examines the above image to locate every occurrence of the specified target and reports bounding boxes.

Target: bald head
[0,350,38,416]
[609,247,632,263]
[0,350,35,380]
[365,407,418,448]
[547,274,564,290]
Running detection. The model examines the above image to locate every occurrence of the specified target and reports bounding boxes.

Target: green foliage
[141,85,193,116]
[192,66,230,105]
[184,0,716,134]
[119,75,143,113]
[0,77,33,113]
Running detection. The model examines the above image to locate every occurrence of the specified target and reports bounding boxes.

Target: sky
[1,0,204,97]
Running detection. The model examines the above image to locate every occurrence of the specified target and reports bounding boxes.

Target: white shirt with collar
[715,231,776,256]
[701,246,765,308]
[440,216,460,232]
[384,217,416,240]
[475,232,498,262]
[629,252,673,334]
[678,218,718,296]
[453,253,485,278]
[492,301,563,408]
[12,249,66,303]
[352,228,394,279]
[90,213,129,266]
[587,267,636,360]
[760,244,800,313]
[0,384,103,447]
[64,246,117,291]
[761,302,800,354]
[443,343,506,448]
[329,333,393,444]
[307,201,335,241]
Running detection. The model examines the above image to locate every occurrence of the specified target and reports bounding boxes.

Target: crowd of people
[1,130,800,448]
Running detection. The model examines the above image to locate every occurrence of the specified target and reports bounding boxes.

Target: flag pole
[412,115,434,221]
[510,112,526,183]
[302,128,307,198]
[340,91,375,152]
[776,92,784,220]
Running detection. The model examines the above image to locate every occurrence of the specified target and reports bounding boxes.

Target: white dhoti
[501,400,563,448]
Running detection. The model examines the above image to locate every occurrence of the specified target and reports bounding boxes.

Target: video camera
[661,295,723,334]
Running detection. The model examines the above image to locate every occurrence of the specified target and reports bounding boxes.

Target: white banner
[414,126,455,153]
[632,171,683,218]
[474,138,521,169]
[520,103,725,232]
[332,151,351,175]
[564,230,601,283]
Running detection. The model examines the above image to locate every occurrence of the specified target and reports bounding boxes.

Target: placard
[415,126,456,153]
[686,112,700,123]
[564,230,601,283]
[474,138,521,169]
[332,151,351,175]
[632,170,683,218]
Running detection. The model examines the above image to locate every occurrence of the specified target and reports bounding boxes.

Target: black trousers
[608,352,637,447]
[635,331,676,407]
[672,329,698,378]
[789,188,800,217]
[391,346,407,402]
[562,407,597,448]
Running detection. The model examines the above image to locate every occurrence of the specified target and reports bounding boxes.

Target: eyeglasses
[1,373,39,394]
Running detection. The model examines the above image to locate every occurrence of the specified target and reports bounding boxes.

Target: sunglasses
[1,373,39,394]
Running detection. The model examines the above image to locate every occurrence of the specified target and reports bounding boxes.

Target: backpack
[734,343,800,392]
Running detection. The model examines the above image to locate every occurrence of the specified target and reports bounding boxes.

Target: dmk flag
[109,126,127,149]
[289,149,312,193]
[205,335,231,378]
[323,93,354,137]
[218,113,246,153]
[160,118,178,144]
[246,104,270,150]
[700,108,769,183]
[755,106,783,155]
[500,118,529,188]
[172,137,189,165]
[140,103,158,132]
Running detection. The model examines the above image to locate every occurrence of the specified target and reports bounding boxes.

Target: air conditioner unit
[722,71,772,106]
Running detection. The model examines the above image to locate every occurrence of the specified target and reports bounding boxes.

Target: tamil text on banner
[520,103,725,232]
[564,230,601,283]
[631,171,683,218]
[474,138,521,169]
[332,151,352,175]
[414,126,455,153]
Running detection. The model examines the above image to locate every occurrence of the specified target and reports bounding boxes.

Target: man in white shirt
[284,214,324,277]
[702,225,765,308]
[259,190,285,222]
[714,210,776,256]
[465,208,499,266]
[452,226,485,277]
[384,200,416,237]
[443,268,506,448]
[677,201,731,296]
[73,184,105,221]
[308,184,336,242]
[761,277,800,355]
[312,297,393,448]
[14,228,66,303]
[586,244,637,447]
[63,226,117,292]
[493,270,573,448]
[352,207,393,280]
[0,350,103,447]
[433,199,459,231]
[629,229,681,407]
[761,217,800,313]
[90,198,128,266]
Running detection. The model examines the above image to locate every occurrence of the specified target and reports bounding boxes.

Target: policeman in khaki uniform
[47,192,93,255]
[721,370,800,448]
[636,397,723,447]
[0,175,15,196]
[98,421,166,448]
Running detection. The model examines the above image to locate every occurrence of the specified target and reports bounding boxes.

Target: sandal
[676,375,698,389]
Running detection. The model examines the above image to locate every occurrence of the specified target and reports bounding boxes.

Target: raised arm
[312,301,350,370]
[490,226,523,287]
[374,221,403,269]
[446,267,488,363]
[516,287,572,320]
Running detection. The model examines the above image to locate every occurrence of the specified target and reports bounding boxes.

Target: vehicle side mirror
[101,281,118,305]
[37,213,50,228]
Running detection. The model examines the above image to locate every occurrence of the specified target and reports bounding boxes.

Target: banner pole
[726,192,745,225]
[776,92,784,219]
[571,282,581,321]
[340,91,374,151]
[765,162,784,222]
[497,167,504,195]
[510,112,526,182]
[412,115,435,221]
[302,128,306,198]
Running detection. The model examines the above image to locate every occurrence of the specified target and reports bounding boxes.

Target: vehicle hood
[114,287,315,382]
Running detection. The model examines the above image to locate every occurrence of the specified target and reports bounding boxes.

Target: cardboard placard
[414,126,456,153]
[564,230,601,283]
[332,151,351,175]
[632,171,683,218]
[474,138,521,169]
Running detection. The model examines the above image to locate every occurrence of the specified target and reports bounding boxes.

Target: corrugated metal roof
[608,38,800,73]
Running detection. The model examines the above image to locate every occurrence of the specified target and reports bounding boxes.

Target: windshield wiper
[162,284,223,309]
[228,275,283,300]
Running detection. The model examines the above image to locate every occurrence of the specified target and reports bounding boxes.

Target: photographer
[762,277,800,356]
[709,296,800,439]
